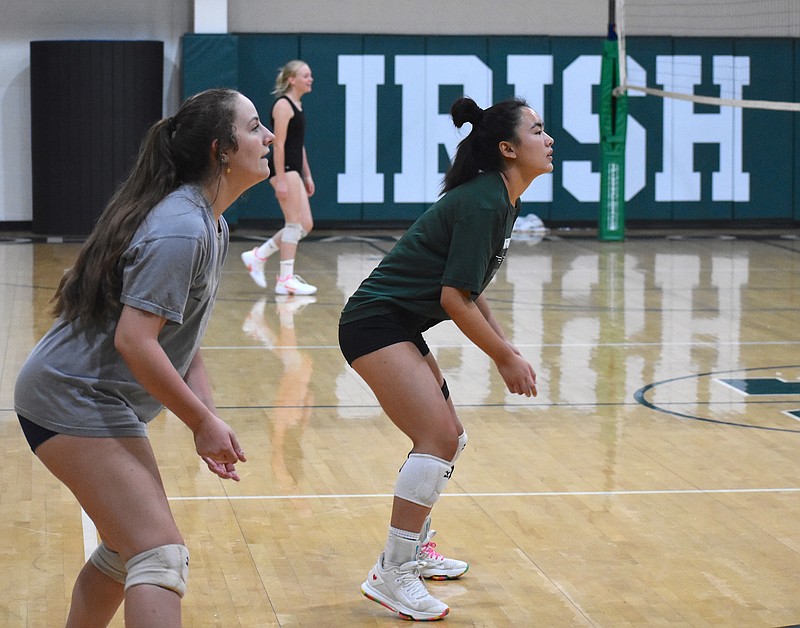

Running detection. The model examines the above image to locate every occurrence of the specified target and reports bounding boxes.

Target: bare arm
[440,286,537,397]
[301,146,315,196]
[115,305,246,480]
[270,99,293,200]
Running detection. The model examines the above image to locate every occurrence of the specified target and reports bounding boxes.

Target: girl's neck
[199,179,230,222]
[285,90,302,106]
[500,169,533,206]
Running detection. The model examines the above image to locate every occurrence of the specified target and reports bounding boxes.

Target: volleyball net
[615,0,800,111]
[598,0,800,240]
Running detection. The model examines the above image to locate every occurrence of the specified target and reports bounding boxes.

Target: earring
[226,166,231,174]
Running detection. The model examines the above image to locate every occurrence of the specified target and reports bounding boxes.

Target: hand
[496,353,538,398]
[202,456,243,481]
[304,175,315,197]
[193,416,247,481]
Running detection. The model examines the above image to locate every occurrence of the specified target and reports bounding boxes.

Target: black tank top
[267,95,305,179]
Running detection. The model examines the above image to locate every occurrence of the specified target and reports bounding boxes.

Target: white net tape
[615,0,800,111]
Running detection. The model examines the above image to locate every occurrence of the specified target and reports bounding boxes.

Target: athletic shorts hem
[338,311,431,365]
[16,413,147,452]
[18,414,59,452]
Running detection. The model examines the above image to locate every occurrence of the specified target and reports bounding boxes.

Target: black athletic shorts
[338,308,433,365]
[18,414,59,453]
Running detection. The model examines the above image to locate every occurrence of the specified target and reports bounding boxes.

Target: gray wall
[229,0,607,36]
[2,0,191,222]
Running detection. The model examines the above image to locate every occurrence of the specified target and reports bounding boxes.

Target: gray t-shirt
[14,184,229,438]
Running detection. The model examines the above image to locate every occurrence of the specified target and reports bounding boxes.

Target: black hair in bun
[442,96,530,193]
[451,97,484,129]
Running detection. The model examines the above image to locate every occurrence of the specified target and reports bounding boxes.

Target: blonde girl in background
[242,60,318,295]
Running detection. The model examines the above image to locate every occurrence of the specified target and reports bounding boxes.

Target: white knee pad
[89,542,127,584]
[452,430,468,466]
[282,222,307,245]
[394,453,452,508]
[125,544,189,598]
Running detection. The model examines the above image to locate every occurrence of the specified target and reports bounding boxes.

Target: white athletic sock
[256,238,279,259]
[279,259,295,279]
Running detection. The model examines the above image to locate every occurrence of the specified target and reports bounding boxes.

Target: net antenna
[614,0,800,111]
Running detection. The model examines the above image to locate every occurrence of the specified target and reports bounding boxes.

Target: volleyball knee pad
[89,542,127,584]
[282,222,307,245]
[394,453,452,508]
[452,430,468,466]
[124,544,189,598]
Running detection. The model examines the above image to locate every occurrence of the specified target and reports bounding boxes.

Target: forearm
[115,306,215,432]
[475,293,507,340]
[441,286,514,363]
[273,142,286,176]
[120,338,215,431]
[184,351,217,413]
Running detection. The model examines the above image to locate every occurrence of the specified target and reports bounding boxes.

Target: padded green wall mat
[182,33,799,226]
[182,35,238,100]
[734,38,794,221]
[794,39,800,223]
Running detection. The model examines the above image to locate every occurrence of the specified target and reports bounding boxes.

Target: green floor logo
[635,367,800,433]
[718,377,800,422]
[718,378,800,396]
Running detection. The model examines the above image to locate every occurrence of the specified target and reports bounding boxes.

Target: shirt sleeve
[441,206,503,294]
[120,235,205,324]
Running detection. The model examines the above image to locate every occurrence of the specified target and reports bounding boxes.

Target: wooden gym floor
[1,226,799,626]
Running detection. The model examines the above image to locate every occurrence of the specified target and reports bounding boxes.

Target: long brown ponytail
[52,88,241,325]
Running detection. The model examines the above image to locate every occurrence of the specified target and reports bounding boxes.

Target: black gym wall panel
[30,40,163,235]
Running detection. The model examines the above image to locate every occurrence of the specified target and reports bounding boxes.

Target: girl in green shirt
[339,96,554,621]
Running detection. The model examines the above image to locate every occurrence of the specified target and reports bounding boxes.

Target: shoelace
[277,274,311,286]
[394,560,433,602]
[419,541,444,561]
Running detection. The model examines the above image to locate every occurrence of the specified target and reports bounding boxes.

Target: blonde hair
[272,60,309,96]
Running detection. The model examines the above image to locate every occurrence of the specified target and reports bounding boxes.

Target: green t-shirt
[340,171,519,325]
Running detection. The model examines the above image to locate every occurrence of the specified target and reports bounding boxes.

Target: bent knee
[416,425,460,461]
[125,544,190,598]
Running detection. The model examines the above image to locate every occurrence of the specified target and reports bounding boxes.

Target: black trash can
[30,40,163,236]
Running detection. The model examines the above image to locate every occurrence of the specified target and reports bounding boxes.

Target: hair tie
[471,108,485,126]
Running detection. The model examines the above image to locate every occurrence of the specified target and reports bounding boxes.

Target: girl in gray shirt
[14,88,274,626]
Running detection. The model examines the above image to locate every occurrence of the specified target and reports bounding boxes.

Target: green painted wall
[182,33,798,226]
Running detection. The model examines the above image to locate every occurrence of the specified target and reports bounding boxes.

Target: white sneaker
[241,248,267,289]
[275,274,317,295]
[241,298,274,346]
[275,294,317,314]
[361,553,449,621]
[418,530,469,580]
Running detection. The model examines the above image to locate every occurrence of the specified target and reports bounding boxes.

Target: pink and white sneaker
[418,530,469,581]
[241,248,267,289]
[275,274,317,295]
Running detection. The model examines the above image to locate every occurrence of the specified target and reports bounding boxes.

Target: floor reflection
[242,295,316,498]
